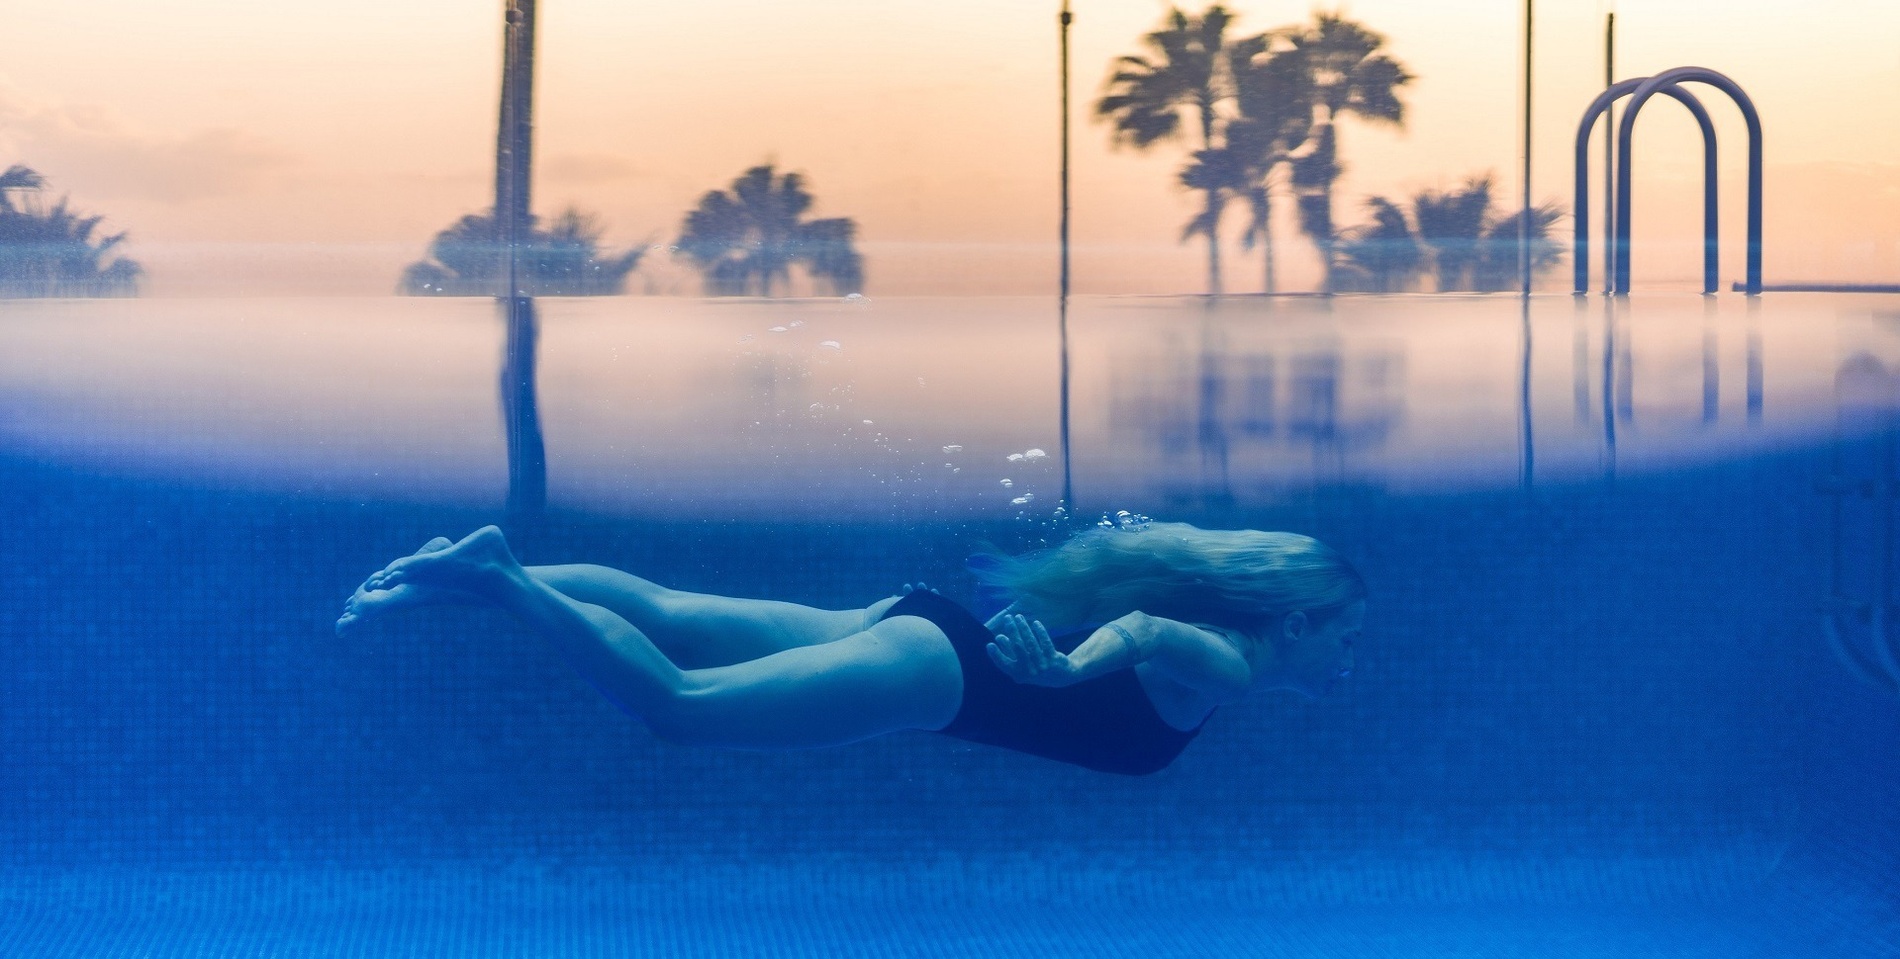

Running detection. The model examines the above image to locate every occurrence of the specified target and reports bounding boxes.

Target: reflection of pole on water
[1746,296,1764,423]
[496,0,546,520]
[1572,297,1591,424]
[1601,295,1618,481]
[1702,296,1719,424]
[1518,296,1534,488]
[1197,299,1235,507]
[503,296,547,520]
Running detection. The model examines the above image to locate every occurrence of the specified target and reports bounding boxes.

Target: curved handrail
[1573,78,1720,294]
[1616,67,1763,295]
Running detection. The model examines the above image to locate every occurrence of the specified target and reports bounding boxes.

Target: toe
[419,537,454,554]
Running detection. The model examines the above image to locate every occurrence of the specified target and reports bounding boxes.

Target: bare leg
[341,545,892,667]
[375,527,962,749]
[524,565,897,668]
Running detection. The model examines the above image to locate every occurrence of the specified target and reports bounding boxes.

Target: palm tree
[675,165,863,297]
[0,164,142,298]
[1332,174,1567,293]
[0,165,42,211]
[1333,197,1421,293]
[1097,5,1240,295]
[399,207,643,296]
[1224,31,1315,293]
[1473,202,1566,293]
[1283,13,1411,291]
[1412,176,1495,292]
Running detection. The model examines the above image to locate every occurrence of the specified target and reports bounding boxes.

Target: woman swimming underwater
[337,522,1365,775]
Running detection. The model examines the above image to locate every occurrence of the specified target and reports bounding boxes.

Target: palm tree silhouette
[1097,5,1241,295]
[676,165,863,297]
[1333,196,1421,293]
[1412,176,1496,292]
[0,164,142,297]
[1473,202,1565,292]
[1283,13,1411,292]
[399,207,643,296]
[1332,174,1566,293]
[1222,32,1315,294]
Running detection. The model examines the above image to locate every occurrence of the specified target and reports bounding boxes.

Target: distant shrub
[0,165,143,298]
[400,208,643,296]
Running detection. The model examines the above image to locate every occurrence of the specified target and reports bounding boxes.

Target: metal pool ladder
[1572,67,1763,296]
[1820,403,1900,695]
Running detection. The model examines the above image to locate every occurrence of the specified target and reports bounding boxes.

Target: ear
[1281,610,1309,644]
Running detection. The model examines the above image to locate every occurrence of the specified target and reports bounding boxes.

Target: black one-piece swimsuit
[879,591,1208,776]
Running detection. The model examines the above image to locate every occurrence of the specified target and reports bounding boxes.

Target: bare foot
[377,525,521,594]
[336,536,479,637]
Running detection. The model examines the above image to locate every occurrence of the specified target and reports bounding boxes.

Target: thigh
[532,562,891,665]
[670,593,891,660]
[662,616,963,749]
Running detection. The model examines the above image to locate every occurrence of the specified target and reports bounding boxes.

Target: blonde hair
[972,522,1364,631]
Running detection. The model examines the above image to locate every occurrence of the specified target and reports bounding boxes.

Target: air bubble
[1000,479,1013,488]
[820,340,842,350]
[1023,448,1047,461]
[1011,495,1032,506]
[769,326,789,333]
[1007,453,1025,463]
[942,445,963,454]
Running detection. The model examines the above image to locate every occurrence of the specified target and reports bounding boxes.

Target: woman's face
[1277,600,1365,698]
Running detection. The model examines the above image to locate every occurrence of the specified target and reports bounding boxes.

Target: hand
[987,613,1079,687]
[899,582,940,598]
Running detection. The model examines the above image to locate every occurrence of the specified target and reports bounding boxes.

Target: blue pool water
[2,294,1897,956]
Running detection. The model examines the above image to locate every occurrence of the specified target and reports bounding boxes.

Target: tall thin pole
[497,0,536,296]
[1059,0,1072,300]
[1603,11,1615,294]
[1057,0,1075,512]
[1519,0,1533,296]
[497,0,544,522]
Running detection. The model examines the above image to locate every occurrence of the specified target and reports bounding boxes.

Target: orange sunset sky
[2,0,1896,296]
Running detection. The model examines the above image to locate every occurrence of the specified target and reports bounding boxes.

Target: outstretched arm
[989,612,1252,702]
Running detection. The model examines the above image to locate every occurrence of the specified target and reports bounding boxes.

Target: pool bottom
[0,847,1892,959]
[4,439,1899,956]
